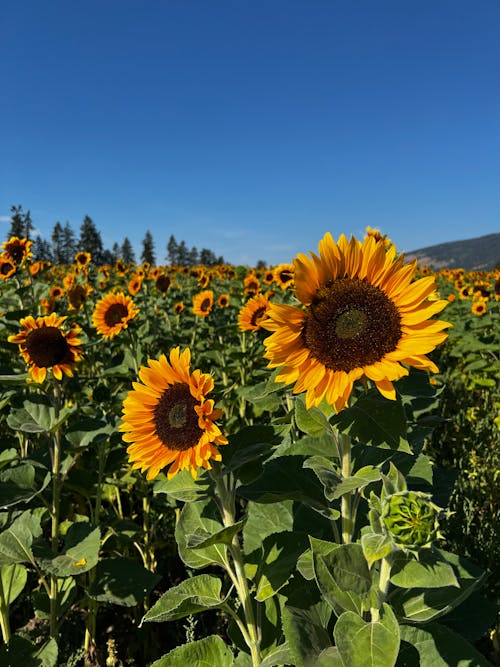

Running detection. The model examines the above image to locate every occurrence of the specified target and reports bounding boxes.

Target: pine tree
[177,240,189,265]
[8,205,34,239]
[51,222,65,264]
[141,230,156,266]
[166,234,178,265]
[121,237,136,264]
[61,223,76,263]
[32,236,53,262]
[78,215,104,264]
[187,246,199,266]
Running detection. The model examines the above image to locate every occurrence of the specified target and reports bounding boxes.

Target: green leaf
[313,544,373,616]
[246,531,309,601]
[7,396,75,434]
[243,499,294,555]
[390,550,487,624]
[390,550,459,589]
[150,635,234,667]
[0,635,58,667]
[32,576,76,620]
[259,644,294,667]
[175,498,228,569]
[0,510,42,566]
[361,533,393,568]
[294,396,330,437]
[0,563,27,605]
[332,390,411,452]
[334,604,400,667]
[0,373,30,385]
[282,604,332,667]
[297,537,339,581]
[153,470,211,502]
[305,457,381,501]
[186,520,246,549]
[398,623,491,666]
[65,417,113,449]
[35,523,100,577]
[142,574,225,623]
[88,557,160,606]
[0,464,50,508]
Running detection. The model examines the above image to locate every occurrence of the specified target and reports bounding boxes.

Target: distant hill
[405,233,500,271]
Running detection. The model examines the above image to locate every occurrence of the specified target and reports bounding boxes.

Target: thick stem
[0,578,11,644]
[371,557,392,622]
[49,383,63,640]
[339,432,353,543]
[211,466,262,666]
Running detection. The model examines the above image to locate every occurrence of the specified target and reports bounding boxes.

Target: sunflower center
[302,277,402,373]
[251,306,268,327]
[25,326,71,367]
[153,383,203,451]
[1,261,15,275]
[200,298,211,312]
[104,303,129,326]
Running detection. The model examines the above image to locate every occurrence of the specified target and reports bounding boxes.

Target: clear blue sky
[1,0,499,266]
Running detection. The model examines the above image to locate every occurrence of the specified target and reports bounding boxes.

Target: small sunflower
[0,255,16,280]
[263,232,451,411]
[74,251,91,268]
[243,274,261,296]
[217,294,230,308]
[193,290,214,317]
[472,300,487,316]
[8,313,83,383]
[273,264,294,290]
[1,237,33,265]
[238,293,271,332]
[174,301,185,315]
[50,285,64,300]
[155,274,172,293]
[67,283,92,311]
[128,276,143,296]
[120,347,228,480]
[92,292,139,339]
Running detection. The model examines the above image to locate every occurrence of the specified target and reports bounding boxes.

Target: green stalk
[371,557,391,622]
[0,577,11,644]
[211,465,262,666]
[339,432,353,543]
[49,383,63,640]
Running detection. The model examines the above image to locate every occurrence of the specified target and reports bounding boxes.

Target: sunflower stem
[371,557,392,622]
[0,576,11,644]
[210,465,262,667]
[49,382,63,640]
[339,432,353,543]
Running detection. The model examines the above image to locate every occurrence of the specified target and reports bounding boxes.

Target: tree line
[5,205,225,267]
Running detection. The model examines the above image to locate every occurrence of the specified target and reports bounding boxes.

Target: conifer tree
[62,223,76,263]
[141,230,156,266]
[166,234,178,265]
[8,205,34,239]
[121,237,136,264]
[78,215,104,264]
[32,236,53,262]
[51,222,65,264]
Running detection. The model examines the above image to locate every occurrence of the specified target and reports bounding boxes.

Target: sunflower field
[0,231,498,667]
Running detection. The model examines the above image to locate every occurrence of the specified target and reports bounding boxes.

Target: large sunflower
[192,290,214,317]
[263,232,451,411]
[1,237,33,265]
[0,255,16,280]
[120,347,228,480]
[92,292,139,339]
[8,313,84,383]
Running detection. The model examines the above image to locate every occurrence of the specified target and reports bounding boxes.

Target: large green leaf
[65,417,113,449]
[389,549,459,589]
[32,576,76,620]
[142,574,225,623]
[334,604,400,667]
[242,499,294,555]
[150,635,234,667]
[0,510,42,566]
[282,603,332,667]
[294,396,330,437]
[7,396,75,434]
[332,390,411,452]
[153,470,211,502]
[259,644,294,667]
[313,544,373,616]
[0,635,58,667]
[0,563,27,605]
[175,498,229,569]
[0,464,50,508]
[245,531,309,601]
[389,550,487,624]
[35,522,100,577]
[361,533,393,569]
[297,537,339,581]
[186,520,245,550]
[398,623,491,666]
[88,557,160,606]
[304,457,381,501]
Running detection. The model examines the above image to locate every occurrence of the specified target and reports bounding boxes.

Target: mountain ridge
[405,232,500,271]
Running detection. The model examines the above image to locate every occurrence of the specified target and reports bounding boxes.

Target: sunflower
[74,251,91,268]
[263,232,451,411]
[217,294,230,308]
[1,237,33,265]
[273,264,294,290]
[8,313,83,383]
[238,293,271,332]
[128,276,143,296]
[471,300,487,316]
[50,285,64,300]
[263,269,275,285]
[243,274,261,296]
[120,347,228,480]
[67,283,92,311]
[0,255,16,280]
[174,301,185,315]
[92,292,139,339]
[155,274,172,293]
[193,290,214,317]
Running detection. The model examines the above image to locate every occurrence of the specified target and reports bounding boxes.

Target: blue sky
[1,0,499,266]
